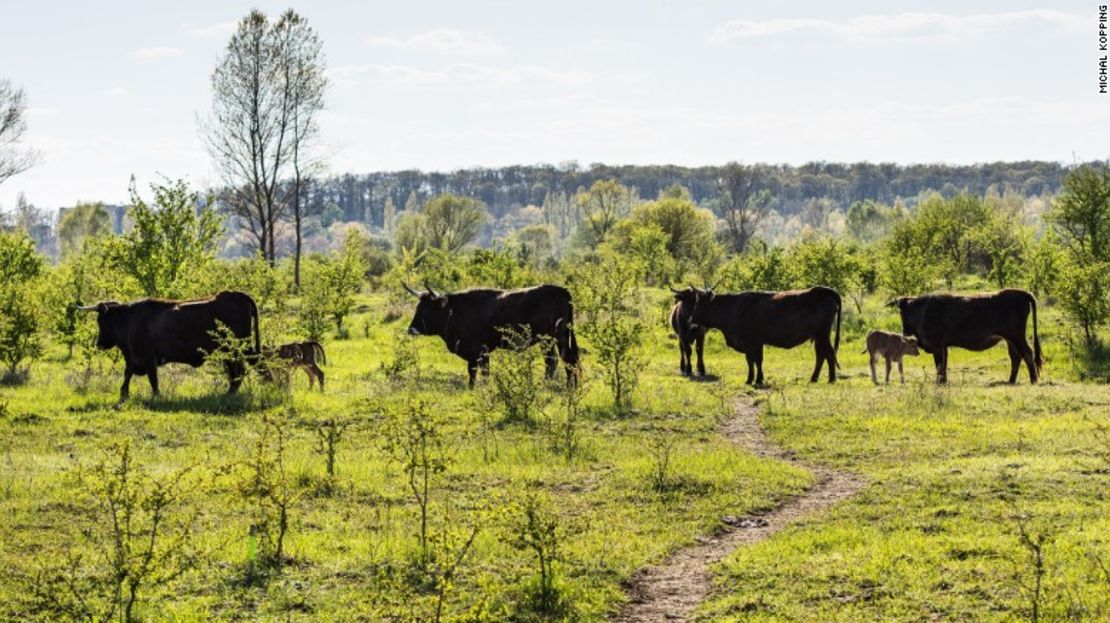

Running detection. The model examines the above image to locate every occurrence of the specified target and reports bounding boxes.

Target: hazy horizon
[2,0,1106,209]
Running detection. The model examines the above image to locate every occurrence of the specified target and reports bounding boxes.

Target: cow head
[687,285,716,329]
[403,282,451,337]
[888,296,924,340]
[76,301,123,350]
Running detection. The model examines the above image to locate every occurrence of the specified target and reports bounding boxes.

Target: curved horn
[402,282,421,297]
[885,298,900,308]
[424,280,439,298]
[75,304,100,312]
[669,285,682,294]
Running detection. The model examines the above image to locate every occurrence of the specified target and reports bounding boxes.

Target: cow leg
[480,354,491,378]
[678,339,690,376]
[303,365,315,389]
[466,359,480,389]
[545,346,559,379]
[1014,338,1038,384]
[810,343,825,383]
[226,360,245,394]
[898,358,905,384]
[868,353,878,385]
[933,349,948,384]
[755,347,766,386]
[148,368,160,396]
[695,333,706,377]
[119,368,133,402]
[312,365,325,391]
[1006,341,1021,385]
[744,353,754,385]
[884,357,892,385]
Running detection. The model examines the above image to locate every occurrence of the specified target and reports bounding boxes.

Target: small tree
[299,228,366,338]
[103,178,222,298]
[0,79,39,186]
[575,179,634,247]
[509,492,566,615]
[380,399,452,568]
[570,249,647,414]
[1054,258,1110,346]
[32,441,197,622]
[0,231,43,379]
[236,408,300,573]
[487,327,553,426]
[57,202,111,258]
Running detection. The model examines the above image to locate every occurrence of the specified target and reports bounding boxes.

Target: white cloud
[709,10,1084,42]
[329,63,592,88]
[367,29,505,55]
[133,46,184,59]
[188,21,237,38]
[101,87,128,96]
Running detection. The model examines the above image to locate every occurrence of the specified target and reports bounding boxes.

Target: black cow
[669,287,706,377]
[891,289,1043,384]
[403,283,579,388]
[78,290,260,402]
[682,286,842,385]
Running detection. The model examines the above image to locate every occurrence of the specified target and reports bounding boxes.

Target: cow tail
[314,341,326,366]
[1030,292,1044,372]
[565,303,580,368]
[249,296,261,356]
[833,292,842,369]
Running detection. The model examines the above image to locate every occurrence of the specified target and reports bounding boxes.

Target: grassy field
[1,288,1107,621]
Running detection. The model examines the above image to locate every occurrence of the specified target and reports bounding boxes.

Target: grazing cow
[669,287,706,377]
[862,330,920,385]
[403,282,579,388]
[891,289,1043,384]
[682,286,842,385]
[77,290,260,402]
[265,341,327,390]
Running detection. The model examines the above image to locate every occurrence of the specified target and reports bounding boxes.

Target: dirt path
[612,397,865,623]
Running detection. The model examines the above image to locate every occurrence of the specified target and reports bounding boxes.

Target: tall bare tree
[715,162,771,253]
[202,10,326,267]
[0,80,39,187]
[276,10,327,288]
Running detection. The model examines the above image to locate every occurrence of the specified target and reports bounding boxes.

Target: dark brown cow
[669,288,706,377]
[891,289,1043,384]
[78,290,260,402]
[682,286,842,385]
[404,282,579,388]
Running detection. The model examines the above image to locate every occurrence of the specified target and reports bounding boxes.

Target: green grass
[697,307,1110,622]
[1,289,1107,621]
[0,290,809,621]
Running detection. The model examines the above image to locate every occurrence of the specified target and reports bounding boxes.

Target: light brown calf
[862,330,919,385]
[263,341,326,390]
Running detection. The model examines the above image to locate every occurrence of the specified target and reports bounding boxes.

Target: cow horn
[402,282,421,297]
[75,304,100,311]
[424,280,439,298]
[669,285,682,294]
[885,298,899,308]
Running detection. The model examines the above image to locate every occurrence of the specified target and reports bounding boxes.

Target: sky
[1,0,1107,210]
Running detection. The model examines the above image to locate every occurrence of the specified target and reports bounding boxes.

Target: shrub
[30,441,198,622]
[235,408,300,574]
[569,249,647,414]
[486,326,553,426]
[509,492,567,615]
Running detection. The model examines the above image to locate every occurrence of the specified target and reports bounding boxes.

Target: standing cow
[403,283,579,388]
[890,289,1043,384]
[682,285,842,385]
[77,290,260,402]
[669,287,706,377]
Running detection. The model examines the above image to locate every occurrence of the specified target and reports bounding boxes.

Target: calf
[862,330,920,384]
[266,341,326,390]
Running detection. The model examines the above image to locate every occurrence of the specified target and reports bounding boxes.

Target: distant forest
[301,161,1076,228]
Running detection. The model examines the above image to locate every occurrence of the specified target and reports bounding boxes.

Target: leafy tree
[880,245,937,297]
[394,194,488,254]
[299,227,366,337]
[788,235,862,295]
[846,200,904,242]
[1050,163,1110,262]
[508,223,555,267]
[971,212,1029,288]
[57,202,111,259]
[887,192,992,287]
[102,178,222,298]
[0,230,43,377]
[717,244,792,292]
[1054,257,1110,345]
[575,179,633,247]
[613,195,721,281]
